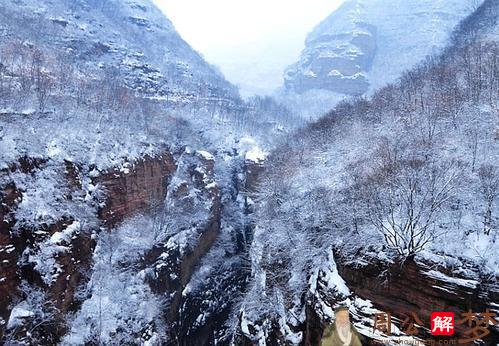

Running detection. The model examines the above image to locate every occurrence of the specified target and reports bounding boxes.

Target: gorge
[0,0,498,345]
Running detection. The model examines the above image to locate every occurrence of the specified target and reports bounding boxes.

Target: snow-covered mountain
[0,0,288,344]
[280,0,483,118]
[238,1,499,344]
[0,0,240,105]
[1,0,498,345]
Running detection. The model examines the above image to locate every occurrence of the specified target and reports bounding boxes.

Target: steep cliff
[333,255,499,345]
[0,148,241,343]
[0,0,240,105]
[93,153,177,227]
[280,0,483,118]
[1,0,498,344]
[0,0,283,342]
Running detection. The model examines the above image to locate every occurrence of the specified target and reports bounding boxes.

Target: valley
[0,0,498,345]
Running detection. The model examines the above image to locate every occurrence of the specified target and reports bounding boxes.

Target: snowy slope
[0,1,289,344]
[0,0,298,172]
[240,1,499,344]
[281,0,483,118]
[0,0,240,104]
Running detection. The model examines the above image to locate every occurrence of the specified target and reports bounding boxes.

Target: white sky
[154,0,344,97]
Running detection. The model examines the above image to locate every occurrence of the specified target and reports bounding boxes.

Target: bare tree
[148,196,175,243]
[478,164,499,235]
[0,59,8,106]
[54,52,74,92]
[35,71,54,112]
[359,140,461,256]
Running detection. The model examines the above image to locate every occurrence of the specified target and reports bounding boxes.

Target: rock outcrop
[284,1,376,96]
[0,152,182,342]
[141,151,221,330]
[304,255,499,345]
[283,0,482,97]
[94,153,177,227]
[0,183,21,338]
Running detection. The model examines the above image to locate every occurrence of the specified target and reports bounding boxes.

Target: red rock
[94,153,176,227]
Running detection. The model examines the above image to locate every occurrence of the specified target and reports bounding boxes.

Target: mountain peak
[284,0,483,98]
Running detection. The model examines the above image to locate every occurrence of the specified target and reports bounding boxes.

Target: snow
[0,245,15,254]
[204,181,217,190]
[49,221,80,244]
[240,311,251,335]
[274,87,347,120]
[341,72,365,80]
[0,0,291,343]
[46,140,63,158]
[245,146,267,163]
[281,0,483,118]
[365,0,483,91]
[328,69,343,77]
[63,216,167,344]
[309,249,350,297]
[324,252,350,296]
[7,301,35,330]
[304,69,317,78]
[244,11,499,342]
[0,0,497,344]
[196,150,215,161]
[424,270,480,289]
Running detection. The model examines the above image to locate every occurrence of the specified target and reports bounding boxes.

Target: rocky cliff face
[140,151,222,335]
[0,157,96,342]
[160,156,262,345]
[284,1,376,96]
[0,147,264,344]
[282,0,482,112]
[328,255,499,345]
[94,153,177,227]
[0,0,283,342]
[236,246,499,345]
[0,0,243,114]
[0,182,22,339]
[0,149,218,342]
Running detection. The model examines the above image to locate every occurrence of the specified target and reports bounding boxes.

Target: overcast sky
[154,0,344,97]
